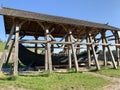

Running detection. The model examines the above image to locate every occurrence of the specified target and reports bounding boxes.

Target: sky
[0,0,120,41]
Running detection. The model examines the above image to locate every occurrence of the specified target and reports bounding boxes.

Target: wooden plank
[89,34,100,70]
[13,24,20,75]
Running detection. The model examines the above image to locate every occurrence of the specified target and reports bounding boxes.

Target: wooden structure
[0,7,120,75]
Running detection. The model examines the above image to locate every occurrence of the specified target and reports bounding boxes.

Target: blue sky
[0,0,120,41]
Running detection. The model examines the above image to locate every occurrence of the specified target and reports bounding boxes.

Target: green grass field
[0,72,110,90]
[0,42,5,52]
[95,66,120,78]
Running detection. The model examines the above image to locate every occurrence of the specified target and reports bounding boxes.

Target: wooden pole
[69,31,79,72]
[13,24,20,75]
[87,35,91,68]
[101,32,107,66]
[114,31,119,66]
[104,36,117,69]
[45,33,48,71]
[68,35,72,69]
[88,34,100,70]
[46,29,52,73]
[76,39,80,54]
[34,36,38,54]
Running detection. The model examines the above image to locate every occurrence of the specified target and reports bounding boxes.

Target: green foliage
[0,72,109,90]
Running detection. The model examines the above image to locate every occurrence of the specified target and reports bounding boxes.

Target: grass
[0,72,110,90]
[0,42,5,52]
[90,66,120,78]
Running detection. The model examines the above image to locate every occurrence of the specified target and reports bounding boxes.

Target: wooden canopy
[0,7,120,38]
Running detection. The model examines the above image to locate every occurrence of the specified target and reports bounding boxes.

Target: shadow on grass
[0,76,17,81]
[19,73,49,77]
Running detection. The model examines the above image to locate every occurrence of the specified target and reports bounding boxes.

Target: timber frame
[0,7,120,75]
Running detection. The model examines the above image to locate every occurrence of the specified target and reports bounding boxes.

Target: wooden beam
[114,31,119,66]
[89,34,100,70]
[76,39,80,54]
[68,36,72,69]
[104,36,117,69]
[5,39,15,66]
[13,24,20,75]
[69,31,79,72]
[87,35,91,68]
[44,34,48,71]
[101,32,107,66]
[46,29,52,73]
[34,36,38,54]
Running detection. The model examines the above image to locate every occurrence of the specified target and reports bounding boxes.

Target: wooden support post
[76,39,80,54]
[0,24,15,71]
[104,36,117,69]
[68,36,72,69]
[45,34,48,71]
[64,37,69,55]
[69,31,79,72]
[102,33,107,66]
[89,34,100,70]
[114,31,120,66]
[87,36,91,68]
[46,29,52,73]
[34,36,38,54]
[13,24,20,75]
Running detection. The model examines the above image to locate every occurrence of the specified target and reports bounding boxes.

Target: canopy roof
[0,7,120,38]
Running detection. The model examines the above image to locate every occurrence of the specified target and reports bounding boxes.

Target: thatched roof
[0,7,119,38]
